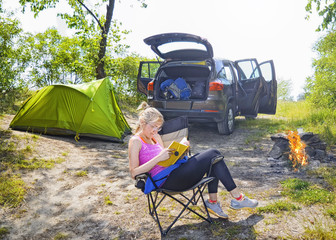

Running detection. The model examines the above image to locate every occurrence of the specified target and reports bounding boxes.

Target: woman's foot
[205,199,228,219]
[230,195,258,209]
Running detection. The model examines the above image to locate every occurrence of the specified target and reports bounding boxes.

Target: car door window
[259,62,272,82]
[141,62,161,79]
[218,68,227,80]
[138,61,161,95]
[224,65,233,84]
[237,61,260,80]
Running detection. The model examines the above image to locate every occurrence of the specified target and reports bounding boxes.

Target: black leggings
[161,149,237,193]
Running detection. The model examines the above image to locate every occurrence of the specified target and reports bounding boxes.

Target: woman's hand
[156,148,174,162]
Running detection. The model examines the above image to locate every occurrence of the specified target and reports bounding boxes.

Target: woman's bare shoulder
[129,135,142,147]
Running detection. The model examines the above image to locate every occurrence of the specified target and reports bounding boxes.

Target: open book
[157,137,189,167]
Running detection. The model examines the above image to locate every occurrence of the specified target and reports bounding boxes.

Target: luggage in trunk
[156,64,210,101]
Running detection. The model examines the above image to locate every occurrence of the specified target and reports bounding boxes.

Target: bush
[0,88,32,115]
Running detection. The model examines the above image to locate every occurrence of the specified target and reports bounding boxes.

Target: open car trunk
[154,62,211,101]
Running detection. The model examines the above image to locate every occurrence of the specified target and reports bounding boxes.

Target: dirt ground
[1,113,335,240]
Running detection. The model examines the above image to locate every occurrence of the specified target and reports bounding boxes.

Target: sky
[4,0,325,99]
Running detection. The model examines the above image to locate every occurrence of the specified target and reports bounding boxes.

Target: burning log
[287,130,308,171]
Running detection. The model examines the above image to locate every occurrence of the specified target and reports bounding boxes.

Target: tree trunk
[96,0,115,79]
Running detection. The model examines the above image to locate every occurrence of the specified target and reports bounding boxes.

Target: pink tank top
[137,136,166,176]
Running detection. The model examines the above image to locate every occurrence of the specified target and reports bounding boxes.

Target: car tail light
[203,110,219,112]
[147,81,154,91]
[209,82,224,91]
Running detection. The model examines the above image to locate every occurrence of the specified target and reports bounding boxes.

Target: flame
[287,130,308,171]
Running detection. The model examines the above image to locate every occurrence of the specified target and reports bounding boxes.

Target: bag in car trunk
[157,64,210,101]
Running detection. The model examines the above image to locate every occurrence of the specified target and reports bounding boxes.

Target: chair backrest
[158,116,188,148]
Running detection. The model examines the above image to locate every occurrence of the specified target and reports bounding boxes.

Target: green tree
[277,78,293,101]
[296,92,306,101]
[306,30,336,109]
[26,28,99,87]
[18,0,146,79]
[0,15,31,113]
[107,54,154,105]
[306,0,336,31]
[26,29,65,87]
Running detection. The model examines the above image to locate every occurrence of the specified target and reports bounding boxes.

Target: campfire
[269,130,330,171]
[287,130,308,171]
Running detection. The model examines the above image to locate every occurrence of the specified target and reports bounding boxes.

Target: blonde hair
[133,102,164,134]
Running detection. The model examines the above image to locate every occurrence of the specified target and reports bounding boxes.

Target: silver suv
[137,33,277,134]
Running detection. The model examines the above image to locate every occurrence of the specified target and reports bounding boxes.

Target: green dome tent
[10,78,130,142]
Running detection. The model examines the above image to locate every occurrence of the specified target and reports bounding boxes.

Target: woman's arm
[128,136,172,179]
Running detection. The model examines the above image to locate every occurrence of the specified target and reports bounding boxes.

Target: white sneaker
[230,195,258,209]
[205,199,228,219]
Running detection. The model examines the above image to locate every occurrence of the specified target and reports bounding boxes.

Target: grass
[75,170,88,177]
[54,232,70,240]
[257,200,301,214]
[308,166,336,190]
[259,172,336,239]
[275,100,312,120]
[259,173,336,239]
[0,227,10,237]
[225,118,335,240]
[0,126,67,208]
[326,205,336,221]
[0,173,26,208]
[1,129,65,171]
[14,157,65,170]
[61,152,69,156]
[237,100,336,146]
[302,222,336,239]
[104,195,113,205]
[280,178,335,205]
[274,100,336,146]
[308,166,336,221]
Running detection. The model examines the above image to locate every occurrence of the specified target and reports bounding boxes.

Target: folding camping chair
[135,116,218,236]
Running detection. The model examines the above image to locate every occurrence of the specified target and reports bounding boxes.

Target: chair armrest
[211,155,224,165]
[135,173,150,192]
[135,173,149,181]
[207,155,224,176]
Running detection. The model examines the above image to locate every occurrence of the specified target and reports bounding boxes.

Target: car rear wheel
[217,103,234,135]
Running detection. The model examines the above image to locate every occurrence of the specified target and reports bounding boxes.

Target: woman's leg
[206,154,258,211]
[207,160,236,193]
[161,149,217,190]
[161,148,258,217]
[162,148,236,193]
[207,159,249,199]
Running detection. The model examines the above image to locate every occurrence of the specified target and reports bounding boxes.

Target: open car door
[137,61,161,96]
[258,60,277,114]
[235,58,267,117]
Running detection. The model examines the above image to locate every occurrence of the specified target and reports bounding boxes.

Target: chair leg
[181,183,208,206]
[198,186,213,222]
[148,192,166,236]
[157,189,213,235]
[181,189,197,205]
[148,192,166,216]
[145,181,214,236]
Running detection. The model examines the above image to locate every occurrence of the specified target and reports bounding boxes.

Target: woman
[128,102,258,219]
